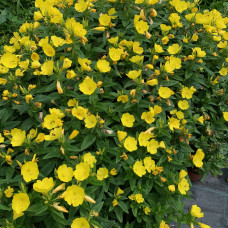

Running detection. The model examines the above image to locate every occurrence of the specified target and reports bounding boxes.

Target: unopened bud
[52,183,66,194]
[84,195,96,204]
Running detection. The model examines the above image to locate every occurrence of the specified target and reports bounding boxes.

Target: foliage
[0,0,227,227]
[199,0,228,12]
[0,0,34,46]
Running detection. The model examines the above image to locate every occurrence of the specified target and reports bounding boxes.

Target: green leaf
[114,206,123,222]
[118,201,129,214]
[0,204,11,211]
[91,47,106,53]
[129,174,136,191]
[92,202,104,213]
[0,10,7,25]
[42,149,61,159]
[81,134,96,150]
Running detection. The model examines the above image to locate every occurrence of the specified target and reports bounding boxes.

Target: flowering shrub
[0,0,227,227]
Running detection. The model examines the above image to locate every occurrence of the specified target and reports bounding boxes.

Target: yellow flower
[57,164,74,182]
[147,139,159,154]
[144,206,151,215]
[129,55,144,64]
[97,167,109,181]
[74,162,90,181]
[167,43,181,54]
[42,114,63,129]
[176,111,184,120]
[51,36,66,47]
[10,128,26,147]
[190,205,204,218]
[44,127,63,141]
[121,113,135,127]
[50,108,65,118]
[117,130,127,142]
[108,8,118,19]
[197,116,204,124]
[154,44,164,53]
[133,161,146,177]
[191,34,198,42]
[21,161,39,182]
[79,77,97,95]
[135,0,144,4]
[109,48,124,61]
[62,58,72,69]
[135,193,144,203]
[160,24,172,32]
[179,169,188,180]
[12,193,30,214]
[72,106,88,120]
[78,57,91,71]
[169,13,183,27]
[0,78,7,85]
[223,112,228,121]
[110,168,117,176]
[178,100,189,110]
[42,44,55,57]
[193,149,205,168]
[170,0,190,12]
[162,36,169,44]
[99,14,111,26]
[143,157,155,172]
[25,94,33,103]
[126,70,142,80]
[124,136,137,152]
[178,178,189,195]
[168,117,180,131]
[117,95,129,103]
[1,53,18,68]
[141,110,155,124]
[66,70,77,79]
[4,186,14,198]
[114,188,123,196]
[41,60,54,75]
[71,217,90,228]
[5,155,12,165]
[108,36,119,45]
[68,98,78,107]
[138,132,152,147]
[181,86,196,99]
[83,152,97,168]
[158,87,174,99]
[64,185,85,207]
[192,47,206,58]
[133,41,143,54]
[35,133,45,143]
[164,55,182,73]
[75,0,88,12]
[219,68,227,76]
[148,0,159,5]
[96,59,111,73]
[33,177,54,194]
[84,114,97,128]
[159,220,170,228]
[168,185,175,192]
[135,20,149,34]
[112,199,118,207]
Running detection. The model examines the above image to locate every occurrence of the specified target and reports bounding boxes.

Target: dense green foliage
[0,0,34,45]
